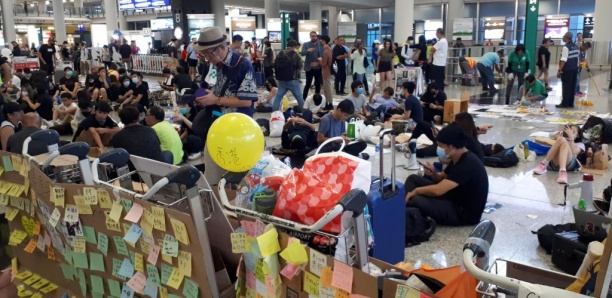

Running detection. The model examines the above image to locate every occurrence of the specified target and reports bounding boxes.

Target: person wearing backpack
[272,40,304,111]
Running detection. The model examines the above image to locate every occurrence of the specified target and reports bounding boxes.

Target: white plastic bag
[361,125,381,142]
[346,119,366,139]
[269,111,285,137]
[513,143,536,162]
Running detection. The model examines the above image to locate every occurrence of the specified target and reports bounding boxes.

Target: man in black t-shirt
[536,38,552,91]
[119,72,149,109]
[332,37,348,95]
[404,123,489,226]
[61,41,71,61]
[38,38,57,76]
[59,67,81,96]
[119,39,132,70]
[21,87,54,121]
[112,106,162,161]
[168,38,178,59]
[73,101,119,150]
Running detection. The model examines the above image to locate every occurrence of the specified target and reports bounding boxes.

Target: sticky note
[8,229,28,246]
[140,210,155,234]
[265,275,281,298]
[121,198,133,211]
[166,268,184,290]
[10,155,21,172]
[33,221,41,235]
[178,251,192,277]
[11,257,17,276]
[240,220,256,237]
[96,232,109,256]
[89,252,105,272]
[350,295,369,298]
[1,156,12,171]
[280,263,301,280]
[73,236,86,253]
[151,206,166,231]
[303,271,320,296]
[395,284,413,298]
[159,286,168,298]
[169,218,189,245]
[335,289,351,298]
[145,279,159,298]
[60,264,76,281]
[231,232,246,253]
[72,252,89,269]
[47,247,56,260]
[31,278,49,289]
[121,282,135,298]
[63,204,79,223]
[106,214,122,232]
[109,279,122,297]
[263,254,280,276]
[15,270,33,279]
[246,270,256,289]
[49,208,61,227]
[23,238,37,253]
[310,249,327,276]
[4,207,19,221]
[332,259,353,293]
[160,263,173,285]
[162,234,178,257]
[256,228,280,258]
[41,283,55,293]
[147,264,161,284]
[76,203,93,215]
[280,240,308,265]
[21,216,35,235]
[124,203,144,223]
[24,273,41,285]
[79,226,97,245]
[148,243,160,265]
[183,279,199,298]
[90,274,105,294]
[109,202,123,223]
[119,258,135,278]
[127,271,147,292]
[321,266,333,287]
[320,286,336,298]
[112,258,127,280]
[254,259,265,282]
[114,236,130,256]
[83,187,98,204]
[124,224,143,244]
[0,195,9,206]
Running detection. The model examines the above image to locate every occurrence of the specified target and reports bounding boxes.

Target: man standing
[79,42,90,76]
[272,40,304,111]
[11,41,21,57]
[401,36,415,66]
[250,37,260,72]
[576,41,592,97]
[301,31,323,100]
[119,39,132,70]
[320,35,334,107]
[429,28,448,90]
[476,51,503,92]
[556,32,580,109]
[38,38,56,77]
[536,38,552,91]
[230,35,243,53]
[333,37,349,96]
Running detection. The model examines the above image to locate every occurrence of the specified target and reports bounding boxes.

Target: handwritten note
[140,210,155,234]
[64,205,79,222]
[160,263,173,285]
[97,189,113,209]
[109,202,123,223]
[279,240,308,265]
[183,279,199,298]
[166,268,185,290]
[144,280,159,298]
[151,206,166,231]
[162,234,179,257]
[49,208,61,228]
[147,264,160,284]
[256,228,280,258]
[178,251,192,277]
[303,271,320,296]
[97,232,109,256]
[309,249,327,276]
[8,229,28,246]
[4,207,18,221]
[73,236,87,253]
[134,253,144,272]
[321,266,333,287]
[127,271,147,292]
[47,247,56,260]
[106,211,122,232]
[395,284,412,298]
[332,260,353,293]
[23,238,37,253]
[21,216,35,236]
[82,187,98,205]
[231,232,246,253]
[122,198,133,212]
[170,218,190,245]
[124,203,144,223]
[112,258,127,280]
[147,243,160,265]
[114,236,130,256]
[280,263,301,280]
[118,258,135,278]
[124,224,143,244]
[51,187,65,207]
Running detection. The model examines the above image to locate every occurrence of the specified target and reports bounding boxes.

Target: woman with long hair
[256,77,278,113]
[377,39,395,90]
[350,42,369,95]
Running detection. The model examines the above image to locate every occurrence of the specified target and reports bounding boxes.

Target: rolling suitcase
[367,129,406,264]
[255,60,265,87]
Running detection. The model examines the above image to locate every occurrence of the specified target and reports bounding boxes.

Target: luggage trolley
[90,148,223,296]
[218,174,371,272]
[463,220,590,298]
[22,130,94,184]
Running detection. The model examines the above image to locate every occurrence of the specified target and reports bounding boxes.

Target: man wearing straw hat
[193,26,258,117]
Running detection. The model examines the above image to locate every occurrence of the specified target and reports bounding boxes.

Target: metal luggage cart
[218,173,371,272]
[22,130,93,184]
[463,220,590,298]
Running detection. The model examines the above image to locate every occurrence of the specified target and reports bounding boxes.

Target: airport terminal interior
[1,0,612,297]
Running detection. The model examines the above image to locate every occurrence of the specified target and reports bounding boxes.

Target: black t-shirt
[536,46,551,67]
[174,74,192,92]
[29,93,54,121]
[61,47,70,59]
[169,46,178,58]
[421,91,447,122]
[132,83,150,108]
[332,46,347,69]
[107,84,124,102]
[466,136,485,163]
[86,74,99,89]
[404,95,424,123]
[111,125,162,161]
[39,44,56,64]
[119,44,132,59]
[443,151,489,224]
[93,77,110,89]
[20,76,31,88]
[73,115,118,141]
[59,76,78,91]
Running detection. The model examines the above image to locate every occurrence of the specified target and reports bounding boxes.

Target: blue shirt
[300,41,323,72]
[478,52,500,67]
[212,51,258,117]
[187,44,197,60]
[318,113,345,139]
[404,95,423,123]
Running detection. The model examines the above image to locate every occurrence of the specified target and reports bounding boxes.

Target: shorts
[547,156,581,171]
[378,61,392,72]
[188,58,198,67]
[538,65,548,72]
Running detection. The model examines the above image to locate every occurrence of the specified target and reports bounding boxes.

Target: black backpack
[484,148,519,168]
[582,116,612,144]
[275,51,296,81]
[533,223,576,254]
[405,207,436,247]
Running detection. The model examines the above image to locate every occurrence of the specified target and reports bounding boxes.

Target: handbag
[363,56,370,68]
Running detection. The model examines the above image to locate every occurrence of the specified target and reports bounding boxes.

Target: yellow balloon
[207,113,265,172]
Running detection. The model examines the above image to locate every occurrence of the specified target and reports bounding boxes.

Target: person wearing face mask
[420,83,447,123]
[120,72,149,109]
[400,37,415,66]
[20,68,33,88]
[256,77,278,113]
[112,105,163,162]
[50,92,78,135]
[73,101,119,151]
[404,123,489,226]
[346,80,371,122]
[92,68,111,101]
[173,95,205,160]
[59,67,81,97]
[117,76,135,105]
[85,65,100,94]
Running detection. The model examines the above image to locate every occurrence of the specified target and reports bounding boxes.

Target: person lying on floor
[317,99,368,158]
[532,124,584,184]
[404,123,489,226]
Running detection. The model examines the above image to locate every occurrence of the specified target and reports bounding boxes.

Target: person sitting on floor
[49,92,78,135]
[368,86,401,121]
[532,124,584,184]
[146,106,184,165]
[7,112,46,155]
[404,123,489,226]
[173,95,205,160]
[391,81,423,123]
[517,75,548,106]
[317,99,368,158]
[347,80,372,122]
[111,106,162,162]
[303,93,327,122]
[280,115,318,158]
[59,66,81,97]
[421,83,447,122]
[73,101,120,151]
[1,102,23,151]
[256,77,278,113]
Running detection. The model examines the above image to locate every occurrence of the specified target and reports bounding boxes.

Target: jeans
[367,105,386,120]
[353,73,370,93]
[575,68,582,94]
[518,86,547,102]
[303,68,322,99]
[273,80,304,111]
[505,71,525,104]
[476,63,495,90]
[334,67,347,93]
[561,69,578,107]
[404,175,462,226]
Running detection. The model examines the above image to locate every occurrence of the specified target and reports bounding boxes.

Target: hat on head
[374,40,380,44]
[195,27,228,52]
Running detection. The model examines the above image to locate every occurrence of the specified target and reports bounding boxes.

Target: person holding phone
[532,124,584,184]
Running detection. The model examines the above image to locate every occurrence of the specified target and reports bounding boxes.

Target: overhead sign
[544,16,569,39]
[150,18,173,30]
[583,16,594,38]
[525,0,539,74]
[119,0,169,11]
[483,17,506,40]
[338,22,357,39]
[452,18,473,41]
[231,17,256,30]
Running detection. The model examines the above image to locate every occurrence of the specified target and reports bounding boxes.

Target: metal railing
[11,4,103,18]
[121,6,171,15]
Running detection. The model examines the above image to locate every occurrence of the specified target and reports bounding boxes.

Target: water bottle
[167,104,174,122]
[523,141,529,159]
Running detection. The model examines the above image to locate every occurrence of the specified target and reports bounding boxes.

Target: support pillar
[446,0,464,42]
[264,0,279,20]
[1,0,17,42]
[524,0,539,74]
[327,6,338,38]
[212,0,225,31]
[52,0,67,41]
[37,0,46,14]
[394,0,414,42]
[119,10,128,31]
[103,0,119,33]
[309,2,321,22]
[594,0,612,42]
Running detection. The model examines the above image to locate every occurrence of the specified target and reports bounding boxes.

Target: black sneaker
[555,104,570,108]
[424,217,437,239]
[594,200,609,216]
[359,153,370,160]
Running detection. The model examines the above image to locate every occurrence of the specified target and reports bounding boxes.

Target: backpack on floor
[405,207,436,247]
[484,148,519,168]
[582,116,612,144]
[532,223,576,254]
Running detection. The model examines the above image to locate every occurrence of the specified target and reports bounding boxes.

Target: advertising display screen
[150,18,173,30]
[483,17,506,40]
[544,17,569,39]
[119,0,169,11]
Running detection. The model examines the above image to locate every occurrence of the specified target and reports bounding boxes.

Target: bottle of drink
[523,141,530,159]
[578,198,587,211]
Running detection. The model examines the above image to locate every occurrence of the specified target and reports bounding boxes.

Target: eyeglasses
[202,46,220,58]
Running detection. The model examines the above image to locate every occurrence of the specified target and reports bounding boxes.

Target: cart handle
[91,148,131,184]
[22,129,60,157]
[58,142,90,160]
[141,165,201,201]
[218,177,367,233]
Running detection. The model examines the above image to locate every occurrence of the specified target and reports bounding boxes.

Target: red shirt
[131,46,140,55]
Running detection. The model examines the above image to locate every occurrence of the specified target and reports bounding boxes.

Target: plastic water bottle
[167,104,174,122]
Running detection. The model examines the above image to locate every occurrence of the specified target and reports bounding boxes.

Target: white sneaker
[187,152,202,160]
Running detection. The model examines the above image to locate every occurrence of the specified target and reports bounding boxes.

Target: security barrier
[131,54,169,76]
